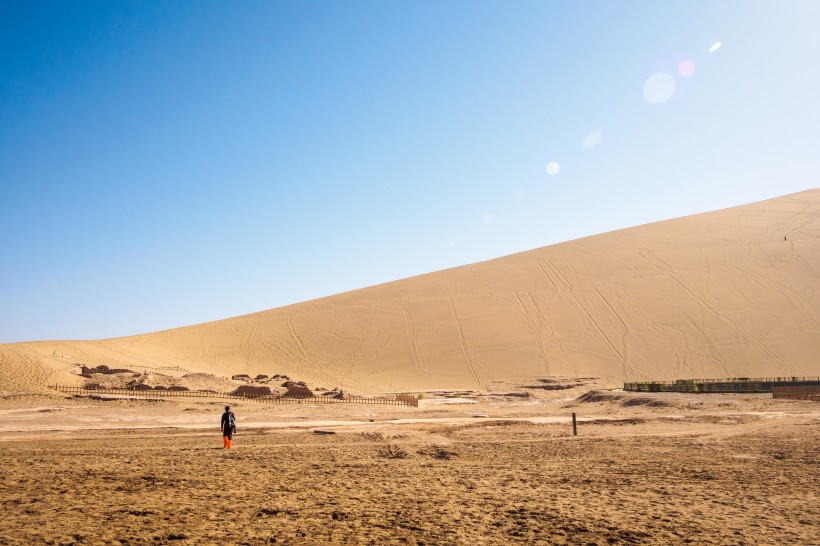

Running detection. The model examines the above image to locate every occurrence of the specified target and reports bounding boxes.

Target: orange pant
[223,436,233,449]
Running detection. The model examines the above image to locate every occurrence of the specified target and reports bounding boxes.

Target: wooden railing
[772,386,820,401]
[49,385,418,407]
[624,377,820,393]
[152,365,189,372]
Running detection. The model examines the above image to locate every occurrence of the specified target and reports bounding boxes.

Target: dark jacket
[221,411,236,433]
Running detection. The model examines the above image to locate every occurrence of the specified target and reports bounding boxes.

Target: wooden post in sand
[572,413,577,436]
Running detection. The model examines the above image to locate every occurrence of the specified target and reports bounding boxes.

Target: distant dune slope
[2,190,819,393]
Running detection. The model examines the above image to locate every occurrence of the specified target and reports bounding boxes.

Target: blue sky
[1,1,819,342]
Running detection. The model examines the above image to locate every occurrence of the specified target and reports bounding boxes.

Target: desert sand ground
[0,192,818,544]
[1,390,817,545]
[1,189,819,395]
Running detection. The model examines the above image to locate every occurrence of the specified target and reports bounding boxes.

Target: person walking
[221,405,236,449]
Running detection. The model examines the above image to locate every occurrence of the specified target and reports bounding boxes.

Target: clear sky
[1,1,819,342]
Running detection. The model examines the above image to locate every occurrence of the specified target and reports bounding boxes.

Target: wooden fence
[624,377,820,394]
[152,365,189,372]
[772,386,820,401]
[49,385,418,407]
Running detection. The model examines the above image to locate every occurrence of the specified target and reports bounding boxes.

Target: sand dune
[2,189,819,394]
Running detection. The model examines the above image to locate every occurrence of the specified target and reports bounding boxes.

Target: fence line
[49,385,418,407]
[150,365,189,372]
[52,351,75,360]
[624,377,820,394]
[772,386,820,401]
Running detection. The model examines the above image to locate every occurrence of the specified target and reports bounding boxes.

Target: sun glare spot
[483,213,495,224]
[643,72,676,104]
[581,130,603,150]
[709,41,722,53]
[678,60,695,78]
[546,161,560,176]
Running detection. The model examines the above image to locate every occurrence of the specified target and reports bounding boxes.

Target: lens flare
[709,41,722,53]
[581,130,603,150]
[483,213,495,223]
[678,60,695,78]
[546,161,560,175]
[643,72,676,104]
[511,188,527,202]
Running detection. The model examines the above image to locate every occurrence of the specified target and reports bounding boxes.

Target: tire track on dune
[268,328,378,393]
[795,255,820,278]
[723,269,815,352]
[514,293,550,377]
[550,255,630,374]
[565,290,624,367]
[85,341,165,371]
[353,307,511,342]
[649,252,790,374]
[437,271,491,383]
[266,311,386,393]
[536,261,560,294]
[550,257,624,372]
[329,305,379,383]
[640,250,795,375]
[282,316,339,383]
[610,286,673,379]
[286,315,312,364]
[745,202,816,258]
[679,316,733,379]
[349,304,378,362]
[447,296,482,387]
[625,340,664,378]
[334,308,404,389]
[249,328,295,374]
[403,311,430,377]
[593,286,631,380]
[733,264,817,309]
[524,288,575,377]
[526,291,556,377]
[239,323,261,374]
[794,207,820,234]
[544,259,573,291]
[717,318,786,370]
[753,203,813,240]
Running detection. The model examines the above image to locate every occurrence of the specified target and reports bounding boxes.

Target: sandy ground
[1,191,817,544]
[1,391,817,545]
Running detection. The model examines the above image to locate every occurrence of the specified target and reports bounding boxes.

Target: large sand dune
[2,189,819,394]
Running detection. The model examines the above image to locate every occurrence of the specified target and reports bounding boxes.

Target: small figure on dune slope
[221,405,236,449]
